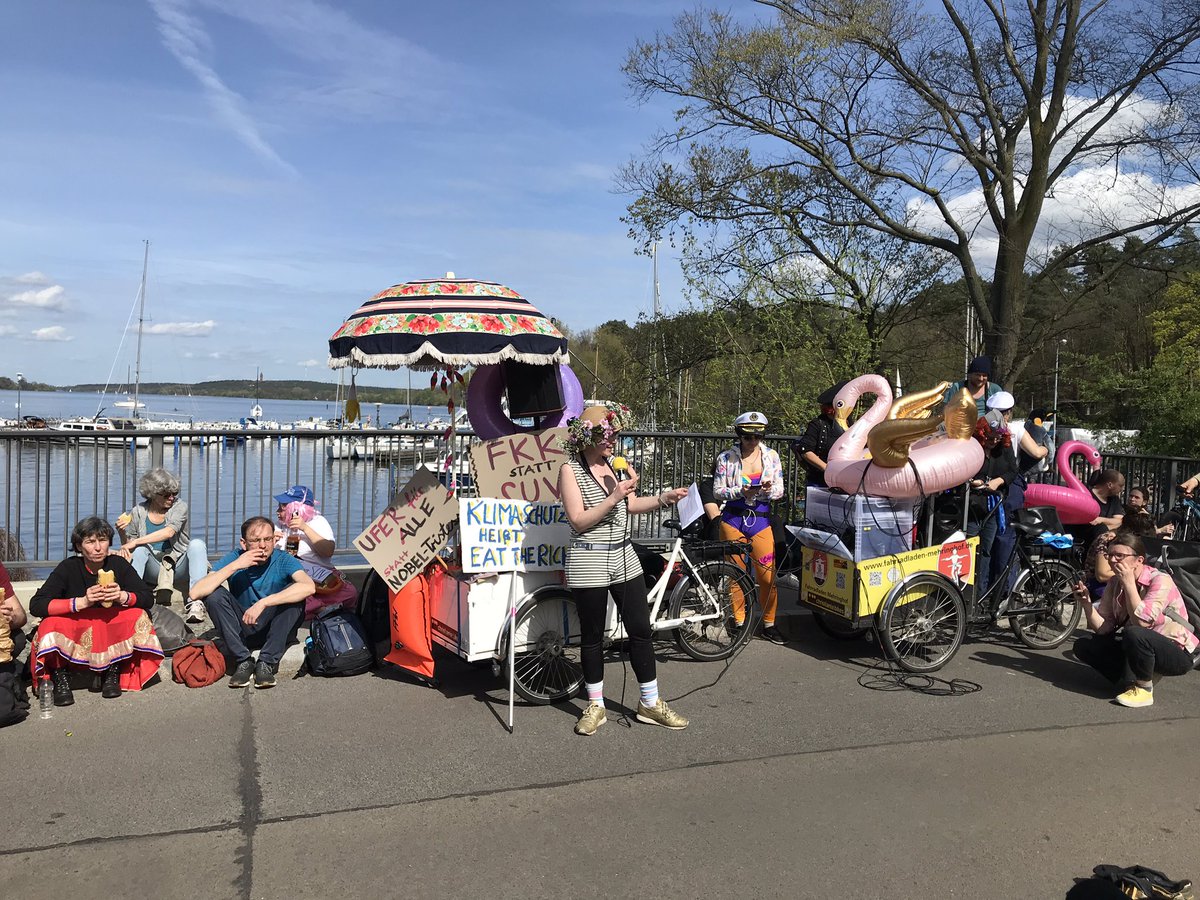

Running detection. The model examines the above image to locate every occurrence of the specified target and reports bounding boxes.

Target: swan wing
[887,381,951,420]
[942,388,978,440]
[866,417,942,467]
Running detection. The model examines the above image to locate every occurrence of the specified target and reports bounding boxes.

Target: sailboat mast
[132,240,149,420]
[649,242,660,429]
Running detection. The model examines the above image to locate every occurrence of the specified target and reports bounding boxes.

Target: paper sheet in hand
[677,482,704,529]
[786,525,853,560]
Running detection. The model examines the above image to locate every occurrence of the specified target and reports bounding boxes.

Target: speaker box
[502,361,565,419]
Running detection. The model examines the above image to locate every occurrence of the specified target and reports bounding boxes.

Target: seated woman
[0,560,29,666]
[1072,531,1199,708]
[1126,486,1174,537]
[116,467,210,623]
[273,485,358,620]
[29,516,163,706]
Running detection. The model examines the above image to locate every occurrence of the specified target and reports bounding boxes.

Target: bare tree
[622,1,1200,384]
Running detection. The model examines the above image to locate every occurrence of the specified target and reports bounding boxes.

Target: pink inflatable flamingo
[1022,439,1102,525]
[825,375,984,498]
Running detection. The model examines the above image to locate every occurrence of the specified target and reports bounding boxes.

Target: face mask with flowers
[561,402,633,454]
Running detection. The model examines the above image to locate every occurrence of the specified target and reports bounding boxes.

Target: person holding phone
[1071,531,1198,708]
[713,411,787,643]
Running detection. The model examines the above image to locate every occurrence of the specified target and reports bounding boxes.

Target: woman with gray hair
[116,467,209,623]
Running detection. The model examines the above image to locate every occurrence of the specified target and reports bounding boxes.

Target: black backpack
[303,609,374,677]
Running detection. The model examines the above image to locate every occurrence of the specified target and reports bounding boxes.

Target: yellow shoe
[1116,686,1154,708]
[574,702,607,736]
[636,698,689,730]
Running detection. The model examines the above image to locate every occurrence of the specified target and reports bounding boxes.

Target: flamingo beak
[834,408,851,429]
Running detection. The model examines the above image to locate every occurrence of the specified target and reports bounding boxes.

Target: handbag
[149,604,195,655]
[171,639,227,688]
[1089,864,1195,900]
[299,559,347,596]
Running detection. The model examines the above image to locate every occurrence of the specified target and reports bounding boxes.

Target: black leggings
[574,577,656,685]
[1074,626,1195,685]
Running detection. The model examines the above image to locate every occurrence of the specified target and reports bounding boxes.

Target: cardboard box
[805,487,917,562]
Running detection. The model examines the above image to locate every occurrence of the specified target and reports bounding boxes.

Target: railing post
[151,435,164,469]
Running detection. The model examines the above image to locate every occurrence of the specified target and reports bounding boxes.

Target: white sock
[585,681,604,707]
[639,679,659,708]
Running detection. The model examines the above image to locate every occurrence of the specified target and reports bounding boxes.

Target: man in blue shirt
[191,516,314,689]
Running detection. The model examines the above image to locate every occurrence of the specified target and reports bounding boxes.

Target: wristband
[71,597,77,613]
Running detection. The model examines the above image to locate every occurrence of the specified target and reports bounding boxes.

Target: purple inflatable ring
[466,363,584,440]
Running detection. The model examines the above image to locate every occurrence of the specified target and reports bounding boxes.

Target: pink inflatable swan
[1022,439,1102,525]
[824,375,984,498]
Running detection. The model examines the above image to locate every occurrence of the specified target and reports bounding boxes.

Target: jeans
[201,585,303,667]
[574,577,656,685]
[1074,626,1195,685]
[989,480,1025,593]
[131,539,209,593]
[970,507,1001,598]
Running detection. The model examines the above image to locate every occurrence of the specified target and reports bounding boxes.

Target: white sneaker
[185,600,206,623]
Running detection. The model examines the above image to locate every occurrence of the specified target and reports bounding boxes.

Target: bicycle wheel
[1009,559,1083,649]
[812,610,870,641]
[669,560,759,661]
[878,573,966,673]
[499,590,582,704]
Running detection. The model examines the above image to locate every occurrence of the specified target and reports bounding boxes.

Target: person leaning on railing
[115,467,210,624]
[29,516,164,707]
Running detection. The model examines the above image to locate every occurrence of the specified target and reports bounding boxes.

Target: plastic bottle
[38,677,53,719]
[285,529,301,556]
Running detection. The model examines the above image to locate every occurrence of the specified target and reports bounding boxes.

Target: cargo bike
[788,487,1082,673]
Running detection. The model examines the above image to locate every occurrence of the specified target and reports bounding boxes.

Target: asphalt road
[2,612,1198,899]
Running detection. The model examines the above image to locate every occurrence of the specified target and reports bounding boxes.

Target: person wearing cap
[793,381,848,488]
[557,402,690,736]
[190,516,315,690]
[944,356,1003,423]
[713,411,787,644]
[273,485,358,619]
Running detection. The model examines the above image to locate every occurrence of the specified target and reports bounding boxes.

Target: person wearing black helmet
[793,380,848,489]
[943,356,1003,424]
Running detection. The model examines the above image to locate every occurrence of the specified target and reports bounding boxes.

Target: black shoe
[101,666,122,699]
[52,669,74,707]
[228,658,255,689]
[759,625,787,645]
[253,660,277,689]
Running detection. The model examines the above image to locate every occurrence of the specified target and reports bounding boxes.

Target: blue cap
[274,485,314,506]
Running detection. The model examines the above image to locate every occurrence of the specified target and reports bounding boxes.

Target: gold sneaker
[574,702,607,736]
[636,698,689,730]
[1116,686,1154,708]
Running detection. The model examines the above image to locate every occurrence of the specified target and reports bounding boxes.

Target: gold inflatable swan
[867,384,975,468]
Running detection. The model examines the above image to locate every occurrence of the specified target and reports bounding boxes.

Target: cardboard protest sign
[469,427,568,503]
[354,467,459,592]
[459,497,570,573]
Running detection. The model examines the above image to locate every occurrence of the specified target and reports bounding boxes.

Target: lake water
[0,388,444,427]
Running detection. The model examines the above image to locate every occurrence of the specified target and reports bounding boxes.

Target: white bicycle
[497,530,760,704]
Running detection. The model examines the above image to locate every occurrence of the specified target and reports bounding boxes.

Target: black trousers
[573,577,656,685]
[1074,626,1195,685]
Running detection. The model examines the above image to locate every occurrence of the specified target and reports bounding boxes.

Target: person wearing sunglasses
[1072,532,1199,708]
[115,467,210,623]
[713,411,786,643]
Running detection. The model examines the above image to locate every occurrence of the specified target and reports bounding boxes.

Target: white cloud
[148,0,298,177]
[32,326,72,342]
[9,285,66,309]
[0,325,17,336]
[15,271,49,284]
[143,319,216,336]
[297,358,321,367]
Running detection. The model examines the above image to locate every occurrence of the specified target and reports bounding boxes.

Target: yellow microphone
[610,456,630,480]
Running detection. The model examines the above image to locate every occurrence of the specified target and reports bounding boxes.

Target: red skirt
[33,607,164,691]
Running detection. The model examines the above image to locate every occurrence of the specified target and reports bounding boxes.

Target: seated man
[190,516,314,690]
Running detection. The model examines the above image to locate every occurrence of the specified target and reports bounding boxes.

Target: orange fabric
[719,522,778,626]
[384,566,439,679]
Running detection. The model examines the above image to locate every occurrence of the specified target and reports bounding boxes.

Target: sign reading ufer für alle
[459,497,569,573]
[354,467,460,592]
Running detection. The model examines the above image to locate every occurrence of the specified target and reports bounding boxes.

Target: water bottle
[38,677,53,719]
[285,529,301,556]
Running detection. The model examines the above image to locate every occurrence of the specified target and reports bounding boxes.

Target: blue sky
[0,0,696,388]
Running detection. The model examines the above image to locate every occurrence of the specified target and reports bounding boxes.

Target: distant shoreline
[0,378,445,406]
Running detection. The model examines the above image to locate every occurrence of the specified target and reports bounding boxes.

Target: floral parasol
[328,275,570,372]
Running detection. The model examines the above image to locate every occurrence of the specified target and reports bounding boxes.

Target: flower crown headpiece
[561,402,633,454]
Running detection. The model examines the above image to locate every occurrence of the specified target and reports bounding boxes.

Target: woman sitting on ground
[0,560,29,666]
[273,485,358,619]
[29,516,163,706]
[116,467,210,623]
[1072,531,1198,708]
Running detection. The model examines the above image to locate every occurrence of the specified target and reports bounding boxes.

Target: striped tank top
[564,456,643,588]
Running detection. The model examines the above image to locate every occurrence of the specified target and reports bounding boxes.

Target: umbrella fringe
[327,346,570,371]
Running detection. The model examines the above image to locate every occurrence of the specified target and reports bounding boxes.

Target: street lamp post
[1052,339,1067,423]
[15,372,23,423]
